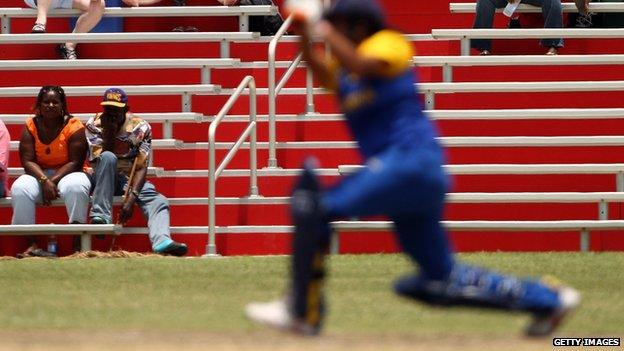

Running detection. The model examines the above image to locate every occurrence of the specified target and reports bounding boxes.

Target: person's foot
[508,18,521,29]
[18,245,57,258]
[575,13,593,28]
[546,47,559,55]
[154,241,188,256]
[525,286,581,337]
[57,44,77,60]
[245,298,320,335]
[31,23,46,33]
[479,50,491,56]
[173,0,186,5]
[90,216,108,224]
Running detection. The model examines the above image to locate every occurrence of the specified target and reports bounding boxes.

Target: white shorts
[24,0,74,9]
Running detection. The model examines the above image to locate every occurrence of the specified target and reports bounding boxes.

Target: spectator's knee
[62,180,90,198]
[98,151,117,166]
[88,0,105,15]
[11,179,36,202]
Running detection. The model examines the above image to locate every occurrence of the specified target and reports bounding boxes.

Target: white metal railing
[268,14,296,168]
[0,32,259,58]
[267,0,333,168]
[0,6,276,33]
[207,75,258,257]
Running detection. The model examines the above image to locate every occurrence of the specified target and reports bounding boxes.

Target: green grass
[0,253,623,337]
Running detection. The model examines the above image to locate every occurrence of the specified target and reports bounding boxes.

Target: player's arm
[297,20,337,89]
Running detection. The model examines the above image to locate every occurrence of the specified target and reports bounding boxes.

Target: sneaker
[31,23,46,33]
[57,44,77,60]
[155,241,188,256]
[525,286,581,337]
[91,216,108,224]
[245,298,320,335]
[479,50,491,56]
[173,0,186,5]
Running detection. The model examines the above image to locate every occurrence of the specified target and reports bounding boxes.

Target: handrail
[268,14,294,168]
[206,75,258,257]
[268,15,318,168]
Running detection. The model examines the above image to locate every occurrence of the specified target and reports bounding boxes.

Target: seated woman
[12,86,91,257]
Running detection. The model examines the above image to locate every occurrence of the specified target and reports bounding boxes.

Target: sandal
[31,22,46,33]
[57,44,78,60]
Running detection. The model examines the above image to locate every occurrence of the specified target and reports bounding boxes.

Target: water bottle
[503,0,521,17]
[47,235,58,255]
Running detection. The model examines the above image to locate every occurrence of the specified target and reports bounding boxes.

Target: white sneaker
[526,286,581,337]
[245,299,319,335]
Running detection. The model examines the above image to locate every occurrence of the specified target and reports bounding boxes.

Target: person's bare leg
[66,0,105,50]
[32,0,53,31]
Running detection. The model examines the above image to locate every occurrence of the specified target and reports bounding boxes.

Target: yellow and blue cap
[100,88,128,108]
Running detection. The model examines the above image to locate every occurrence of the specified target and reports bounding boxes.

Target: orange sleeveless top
[26,116,84,170]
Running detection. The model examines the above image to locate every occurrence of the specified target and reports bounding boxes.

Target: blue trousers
[471,0,564,51]
[321,145,560,312]
[323,144,455,281]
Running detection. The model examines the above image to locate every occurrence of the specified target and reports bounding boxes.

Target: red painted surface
[1,0,624,255]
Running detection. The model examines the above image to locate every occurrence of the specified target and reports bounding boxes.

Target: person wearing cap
[12,86,91,257]
[245,0,579,337]
[471,0,564,55]
[85,88,188,256]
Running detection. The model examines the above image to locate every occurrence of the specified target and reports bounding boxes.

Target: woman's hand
[41,179,59,206]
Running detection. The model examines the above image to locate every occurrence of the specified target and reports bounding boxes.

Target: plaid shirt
[85,112,151,175]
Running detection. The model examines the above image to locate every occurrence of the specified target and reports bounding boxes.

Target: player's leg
[392,215,580,336]
[246,160,328,335]
[247,148,448,334]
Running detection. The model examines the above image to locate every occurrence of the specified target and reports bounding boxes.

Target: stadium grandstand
[1,0,624,259]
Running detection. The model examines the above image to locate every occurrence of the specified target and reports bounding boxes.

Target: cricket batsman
[246,0,580,336]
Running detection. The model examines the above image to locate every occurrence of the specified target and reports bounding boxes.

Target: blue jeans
[471,0,564,51]
[89,151,173,250]
[323,144,455,281]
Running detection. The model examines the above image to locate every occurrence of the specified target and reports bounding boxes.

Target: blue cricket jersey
[334,30,439,159]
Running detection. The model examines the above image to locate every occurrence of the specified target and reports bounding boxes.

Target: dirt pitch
[0,330,560,351]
